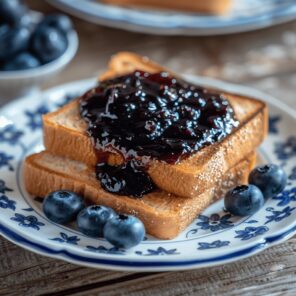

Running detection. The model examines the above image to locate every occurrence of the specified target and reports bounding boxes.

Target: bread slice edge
[24,151,256,239]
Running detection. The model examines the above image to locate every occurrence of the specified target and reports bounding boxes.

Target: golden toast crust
[24,151,255,239]
[101,0,232,14]
[43,52,268,198]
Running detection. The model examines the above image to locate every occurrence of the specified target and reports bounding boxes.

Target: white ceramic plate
[0,75,295,271]
[48,0,296,35]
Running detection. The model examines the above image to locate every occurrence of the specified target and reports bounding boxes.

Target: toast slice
[101,0,232,15]
[24,151,256,240]
[43,52,268,198]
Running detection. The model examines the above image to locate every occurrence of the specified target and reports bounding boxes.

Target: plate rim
[47,0,296,36]
[1,221,296,271]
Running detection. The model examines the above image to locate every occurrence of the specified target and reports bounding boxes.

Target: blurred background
[1,1,296,295]
[1,0,296,107]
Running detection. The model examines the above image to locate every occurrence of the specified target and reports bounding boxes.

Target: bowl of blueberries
[0,0,79,100]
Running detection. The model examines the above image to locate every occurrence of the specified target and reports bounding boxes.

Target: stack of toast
[24,52,267,239]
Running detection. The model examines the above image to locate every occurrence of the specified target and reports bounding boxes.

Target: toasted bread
[24,151,256,239]
[43,52,268,198]
[101,0,232,15]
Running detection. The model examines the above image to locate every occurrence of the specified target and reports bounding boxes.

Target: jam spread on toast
[80,71,239,197]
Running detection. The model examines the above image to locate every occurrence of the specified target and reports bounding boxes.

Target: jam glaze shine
[79,71,239,197]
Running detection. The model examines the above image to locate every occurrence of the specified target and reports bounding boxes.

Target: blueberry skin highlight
[39,14,73,34]
[225,185,264,216]
[0,0,27,26]
[249,164,287,199]
[3,52,40,71]
[77,205,115,238]
[0,26,30,60]
[31,26,68,64]
[104,214,145,249]
[43,190,85,224]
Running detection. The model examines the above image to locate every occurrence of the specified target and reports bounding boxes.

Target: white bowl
[0,13,79,100]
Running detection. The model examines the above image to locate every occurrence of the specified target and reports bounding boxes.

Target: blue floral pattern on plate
[187,213,233,238]
[198,213,234,231]
[11,213,45,230]
[265,206,296,224]
[25,104,50,131]
[0,125,23,145]
[55,93,80,108]
[0,179,13,194]
[268,115,281,134]
[235,226,269,241]
[0,152,14,171]
[0,76,295,271]
[0,195,16,211]
[135,247,180,256]
[197,240,230,250]
[245,220,258,224]
[50,232,80,245]
[273,187,296,206]
[274,136,296,160]
[289,167,296,180]
[86,246,125,255]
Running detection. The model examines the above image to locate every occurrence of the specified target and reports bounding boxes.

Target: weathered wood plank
[0,238,132,296]
[247,72,296,109]
[56,238,296,296]
[2,236,296,295]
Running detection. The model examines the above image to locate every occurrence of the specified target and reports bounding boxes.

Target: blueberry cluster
[0,0,72,71]
[225,164,287,216]
[43,190,145,249]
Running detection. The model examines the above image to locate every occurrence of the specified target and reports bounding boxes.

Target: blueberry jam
[96,160,155,198]
[79,71,239,197]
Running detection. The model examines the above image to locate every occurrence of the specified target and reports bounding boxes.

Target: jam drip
[80,71,239,197]
[96,160,155,198]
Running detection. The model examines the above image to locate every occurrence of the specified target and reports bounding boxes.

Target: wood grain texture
[0,238,133,296]
[0,1,295,295]
[1,236,296,296]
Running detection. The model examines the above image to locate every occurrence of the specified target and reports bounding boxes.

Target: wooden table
[1,2,296,295]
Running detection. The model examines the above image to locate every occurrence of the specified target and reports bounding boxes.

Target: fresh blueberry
[39,14,73,34]
[43,190,85,224]
[77,205,115,237]
[2,52,40,71]
[19,14,32,28]
[0,0,27,26]
[0,24,10,36]
[0,24,10,58]
[0,26,31,60]
[249,164,287,199]
[31,26,68,64]
[104,214,145,249]
[225,185,264,216]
